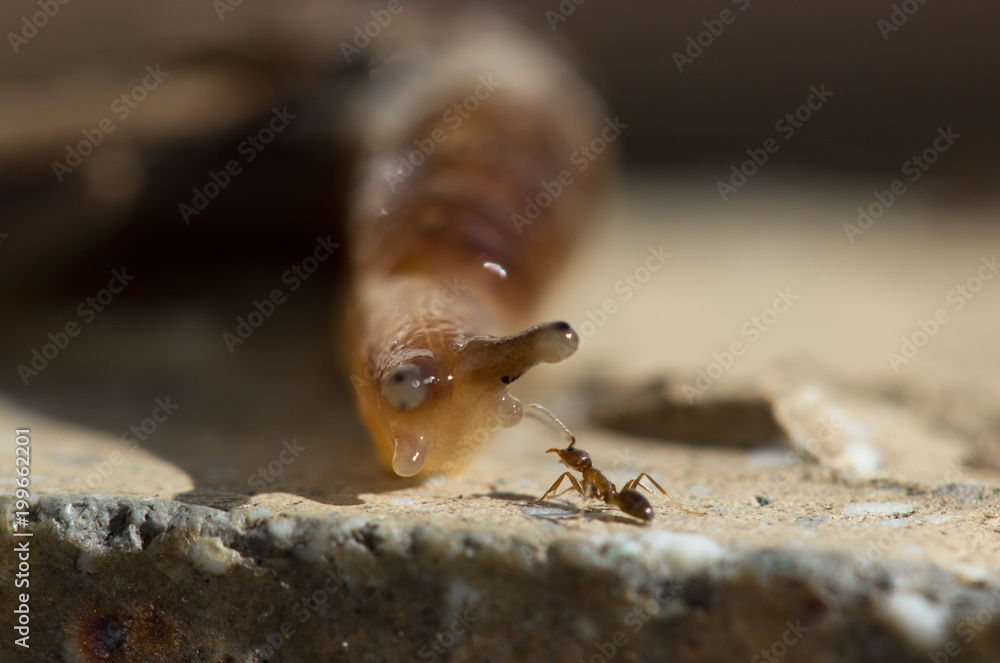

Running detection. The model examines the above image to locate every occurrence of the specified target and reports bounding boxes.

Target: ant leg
[532,472,585,505]
[625,473,706,516]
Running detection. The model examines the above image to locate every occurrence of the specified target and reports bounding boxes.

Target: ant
[528,405,706,522]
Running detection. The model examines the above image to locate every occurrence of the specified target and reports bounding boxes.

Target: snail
[343,13,609,477]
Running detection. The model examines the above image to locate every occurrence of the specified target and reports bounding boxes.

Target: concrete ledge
[4,494,1000,662]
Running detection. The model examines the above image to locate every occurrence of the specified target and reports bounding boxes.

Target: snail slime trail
[342,12,610,477]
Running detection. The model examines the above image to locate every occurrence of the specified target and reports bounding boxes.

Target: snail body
[344,15,608,476]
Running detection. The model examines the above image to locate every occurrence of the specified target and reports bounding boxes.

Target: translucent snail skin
[343,13,609,477]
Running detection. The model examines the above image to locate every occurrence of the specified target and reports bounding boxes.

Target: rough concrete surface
[3,183,1000,662]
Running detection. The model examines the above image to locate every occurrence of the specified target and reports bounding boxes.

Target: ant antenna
[526,403,575,448]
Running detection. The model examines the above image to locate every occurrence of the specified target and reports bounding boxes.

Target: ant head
[547,446,592,471]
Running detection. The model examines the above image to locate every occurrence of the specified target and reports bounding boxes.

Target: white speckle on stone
[243,507,272,524]
[76,550,97,574]
[951,564,993,585]
[446,579,481,615]
[391,497,418,505]
[790,432,817,454]
[796,516,827,527]
[343,517,370,530]
[638,531,725,577]
[845,442,883,476]
[548,536,602,569]
[927,514,962,525]
[843,502,916,518]
[522,503,577,520]
[746,449,798,469]
[293,540,328,564]
[187,537,242,574]
[573,616,598,643]
[689,485,713,497]
[266,517,297,543]
[878,518,909,528]
[879,591,949,650]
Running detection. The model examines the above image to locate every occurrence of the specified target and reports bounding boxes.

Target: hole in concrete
[352,523,381,553]
[586,378,791,449]
[138,517,158,550]
[104,505,131,543]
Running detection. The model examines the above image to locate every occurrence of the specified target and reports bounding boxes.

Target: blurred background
[2,0,997,282]
[1,0,998,492]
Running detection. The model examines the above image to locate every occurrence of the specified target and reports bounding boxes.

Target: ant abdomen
[616,489,654,522]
